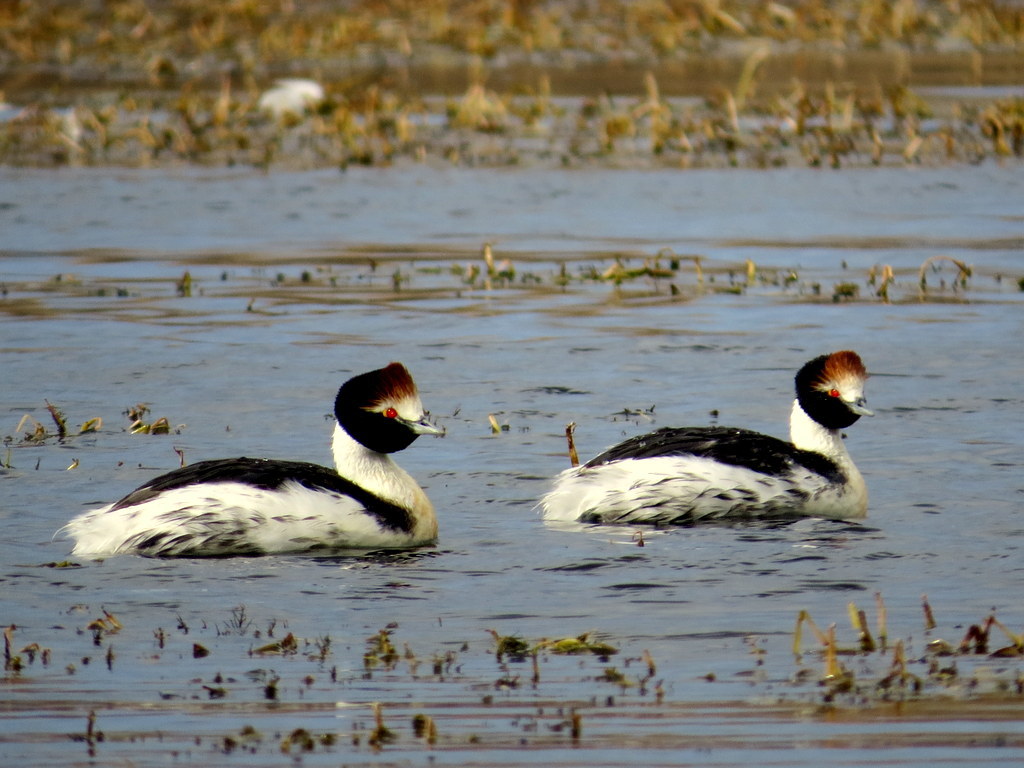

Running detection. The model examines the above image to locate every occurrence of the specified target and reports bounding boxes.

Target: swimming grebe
[61,363,443,557]
[539,351,872,525]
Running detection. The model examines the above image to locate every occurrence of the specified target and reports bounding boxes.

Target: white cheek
[828,374,866,404]
[392,395,426,421]
[842,383,866,403]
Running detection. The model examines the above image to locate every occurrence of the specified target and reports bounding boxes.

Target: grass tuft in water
[795,593,1024,705]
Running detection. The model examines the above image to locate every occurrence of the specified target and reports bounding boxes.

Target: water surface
[2,165,1023,766]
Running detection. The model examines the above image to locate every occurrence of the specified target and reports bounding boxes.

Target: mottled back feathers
[109,457,415,533]
[584,425,846,485]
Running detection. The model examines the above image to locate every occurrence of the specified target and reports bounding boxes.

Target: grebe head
[335,363,444,453]
[795,350,872,430]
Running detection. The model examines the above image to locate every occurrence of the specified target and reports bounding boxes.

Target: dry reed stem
[565,422,579,467]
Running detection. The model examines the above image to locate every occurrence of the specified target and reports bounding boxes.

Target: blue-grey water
[2,164,1023,766]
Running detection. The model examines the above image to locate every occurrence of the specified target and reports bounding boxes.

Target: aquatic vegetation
[2,400,176,459]
[252,632,298,656]
[8,401,102,446]
[919,254,973,293]
[0,2,1021,169]
[125,404,174,434]
[488,629,619,662]
[869,264,896,302]
[537,632,619,658]
[365,628,401,670]
[488,629,532,662]
[69,710,103,758]
[793,593,1024,705]
[85,609,122,647]
[411,712,438,745]
[0,247,1016,349]
[367,702,397,748]
[1,404,106,469]
[832,281,860,301]
[5,626,22,672]
[2,592,1023,761]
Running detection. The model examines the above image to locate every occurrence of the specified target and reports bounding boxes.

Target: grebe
[539,351,872,525]
[61,363,443,557]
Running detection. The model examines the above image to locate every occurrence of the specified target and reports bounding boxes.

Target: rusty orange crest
[817,350,867,388]
[374,362,419,403]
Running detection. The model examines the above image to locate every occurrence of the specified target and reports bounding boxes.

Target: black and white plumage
[61,363,443,557]
[539,351,873,525]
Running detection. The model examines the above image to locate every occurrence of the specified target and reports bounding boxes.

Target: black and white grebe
[539,351,872,525]
[62,363,443,557]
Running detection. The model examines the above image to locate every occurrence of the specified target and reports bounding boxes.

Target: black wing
[109,457,414,532]
[584,426,844,482]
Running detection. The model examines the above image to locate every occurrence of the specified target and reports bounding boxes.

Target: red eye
[383,407,398,419]
[828,389,841,398]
